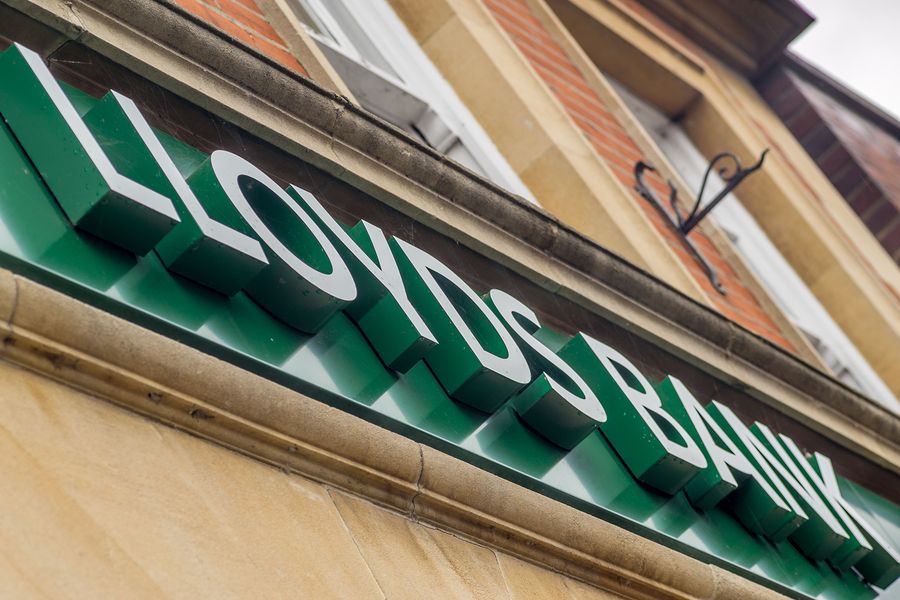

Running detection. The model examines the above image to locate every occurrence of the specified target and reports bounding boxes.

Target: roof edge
[783,51,900,141]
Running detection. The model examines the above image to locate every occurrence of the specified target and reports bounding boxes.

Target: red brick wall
[172,0,306,74]
[483,0,796,351]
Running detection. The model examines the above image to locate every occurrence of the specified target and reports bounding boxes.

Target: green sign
[0,43,897,598]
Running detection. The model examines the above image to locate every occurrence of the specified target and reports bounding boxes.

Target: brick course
[172,0,306,74]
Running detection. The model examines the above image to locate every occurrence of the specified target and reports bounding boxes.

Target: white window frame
[615,83,899,413]
[293,0,537,203]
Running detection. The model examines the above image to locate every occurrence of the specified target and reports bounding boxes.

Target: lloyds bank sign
[0,43,897,598]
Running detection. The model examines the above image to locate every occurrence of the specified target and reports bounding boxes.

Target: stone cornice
[0,267,788,599]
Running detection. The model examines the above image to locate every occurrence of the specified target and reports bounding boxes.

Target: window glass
[292,1,335,42]
[319,0,399,79]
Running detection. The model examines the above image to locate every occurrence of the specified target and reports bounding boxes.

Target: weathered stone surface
[330,489,510,600]
[331,489,632,600]
[0,360,385,599]
[497,553,623,600]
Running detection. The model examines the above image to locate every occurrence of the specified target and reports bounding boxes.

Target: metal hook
[633,149,769,294]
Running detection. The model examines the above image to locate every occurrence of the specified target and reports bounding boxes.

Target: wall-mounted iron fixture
[633,150,769,294]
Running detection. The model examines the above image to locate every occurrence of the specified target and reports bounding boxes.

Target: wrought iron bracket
[633,149,768,295]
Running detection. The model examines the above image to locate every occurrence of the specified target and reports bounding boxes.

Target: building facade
[0,0,897,598]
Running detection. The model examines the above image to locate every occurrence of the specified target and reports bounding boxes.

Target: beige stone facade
[0,0,897,598]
